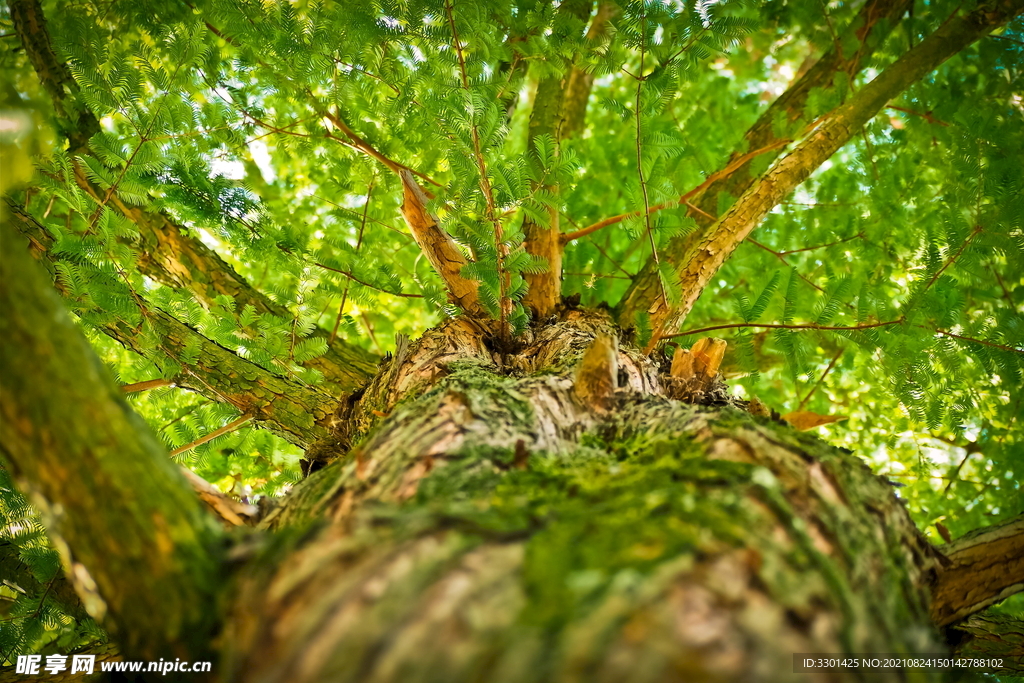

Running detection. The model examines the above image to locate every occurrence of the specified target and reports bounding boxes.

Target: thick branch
[949,613,1024,672]
[931,514,1024,627]
[522,0,609,317]
[0,217,224,660]
[641,0,1023,348]
[399,170,483,314]
[9,205,334,446]
[616,0,913,326]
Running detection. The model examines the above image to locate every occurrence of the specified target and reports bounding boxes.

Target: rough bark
[4,263,1020,679]
[629,0,1023,346]
[0,218,224,661]
[931,514,1024,627]
[211,309,1021,683]
[9,0,377,393]
[615,0,909,326]
[949,613,1024,673]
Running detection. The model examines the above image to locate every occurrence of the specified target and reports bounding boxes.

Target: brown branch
[398,169,482,314]
[178,468,259,528]
[886,104,950,126]
[664,318,904,339]
[921,224,983,294]
[169,415,253,457]
[929,327,1024,355]
[746,239,828,294]
[931,513,1024,627]
[121,378,174,394]
[615,0,915,327]
[563,141,790,243]
[638,1,1022,349]
[777,232,865,255]
[9,0,377,392]
[797,348,844,410]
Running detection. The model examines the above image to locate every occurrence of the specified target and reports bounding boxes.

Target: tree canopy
[1,0,1022,667]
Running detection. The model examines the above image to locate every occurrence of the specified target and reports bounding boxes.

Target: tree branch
[120,378,175,393]
[0,217,224,661]
[616,0,915,326]
[9,0,377,393]
[640,0,1023,350]
[8,207,335,446]
[562,141,789,243]
[949,613,1024,672]
[398,170,483,314]
[931,513,1024,627]
[664,318,904,339]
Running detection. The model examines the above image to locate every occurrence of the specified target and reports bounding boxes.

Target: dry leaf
[782,411,848,431]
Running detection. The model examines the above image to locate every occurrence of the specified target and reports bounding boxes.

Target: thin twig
[777,232,864,255]
[929,327,1023,355]
[921,224,983,294]
[664,318,903,339]
[797,348,844,410]
[633,4,667,308]
[331,180,375,344]
[445,0,511,337]
[169,415,253,458]
[886,105,950,127]
[561,140,790,242]
[316,263,423,299]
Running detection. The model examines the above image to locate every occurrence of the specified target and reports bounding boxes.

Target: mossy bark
[0,218,224,662]
[221,310,959,683]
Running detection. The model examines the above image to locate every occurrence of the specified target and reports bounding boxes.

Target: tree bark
[211,311,1016,683]
[0,218,224,661]
[5,250,1021,679]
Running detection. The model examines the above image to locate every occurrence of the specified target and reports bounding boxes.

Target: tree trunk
[220,311,952,683]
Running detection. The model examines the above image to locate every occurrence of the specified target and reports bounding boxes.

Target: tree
[1,0,1022,680]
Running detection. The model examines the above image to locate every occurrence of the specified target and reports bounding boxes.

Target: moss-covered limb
[0,219,224,661]
[522,0,611,317]
[613,0,903,326]
[635,0,1023,345]
[9,0,376,393]
[99,309,334,447]
[9,199,335,446]
[228,395,949,683]
[931,514,1024,627]
[949,613,1024,671]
